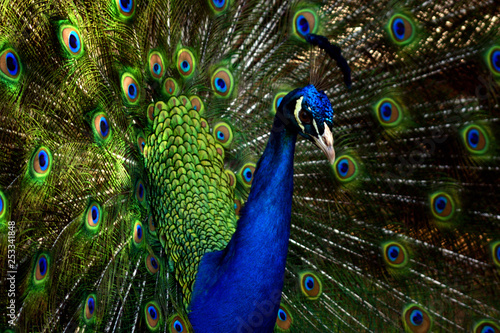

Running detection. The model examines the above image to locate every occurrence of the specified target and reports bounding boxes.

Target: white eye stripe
[312,119,320,136]
[294,96,305,132]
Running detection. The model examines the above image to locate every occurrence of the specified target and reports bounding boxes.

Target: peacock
[0,0,499,331]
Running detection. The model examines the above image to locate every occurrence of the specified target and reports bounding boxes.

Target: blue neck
[189,123,297,332]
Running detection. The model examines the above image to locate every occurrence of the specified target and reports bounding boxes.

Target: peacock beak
[312,123,335,164]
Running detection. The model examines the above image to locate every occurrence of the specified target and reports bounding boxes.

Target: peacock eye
[169,314,189,333]
[0,48,22,81]
[403,304,432,332]
[146,254,160,274]
[145,302,160,329]
[275,304,293,330]
[299,110,312,123]
[84,295,96,321]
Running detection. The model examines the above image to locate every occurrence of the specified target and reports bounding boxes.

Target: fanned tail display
[0,0,499,332]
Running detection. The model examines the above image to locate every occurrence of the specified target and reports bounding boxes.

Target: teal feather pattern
[0,0,499,332]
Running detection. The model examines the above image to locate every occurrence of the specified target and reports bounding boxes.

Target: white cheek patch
[294,96,305,132]
[312,119,320,136]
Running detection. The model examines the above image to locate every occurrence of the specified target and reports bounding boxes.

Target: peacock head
[277,84,335,164]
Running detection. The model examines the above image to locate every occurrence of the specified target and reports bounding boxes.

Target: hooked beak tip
[312,123,335,164]
[325,147,336,165]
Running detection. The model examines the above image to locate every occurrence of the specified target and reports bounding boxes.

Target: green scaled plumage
[0,0,499,332]
[146,97,237,304]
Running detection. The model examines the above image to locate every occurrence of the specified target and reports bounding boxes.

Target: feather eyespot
[177,49,196,78]
[272,92,288,115]
[234,199,242,215]
[31,147,52,179]
[462,125,489,154]
[168,96,179,108]
[145,302,160,329]
[239,163,256,187]
[382,242,409,268]
[275,304,292,331]
[473,320,500,333]
[60,25,83,57]
[389,14,415,45]
[84,294,96,320]
[0,191,7,219]
[116,0,136,18]
[375,98,403,127]
[136,180,145,203]
[430,192,455,221]
[149,52,164,80]
[121,73,140,104]
[34,254,49,283]
[93,114,111,142]
[225,170,236,188]
[172,319,184,332]
[293,9,318,39]
[334,155,358,182]
[168,314,189,333]
[146,254,160,274]
[147,103,155,123]
[211,68,234,98]
[299,271,322,299]
[0,48,22,81]
[86,202,102,231]
[208,0,228,13]
[486,46,500,76]
[189,96,205,114]
[216,145,225,158]
[163,77,179,97]
[213,122,233,147]
[179,95,189,107]
[133,221,143,244]
[138,136,146,154]
[148,215,156,232]
[155,101,167,112]
[491,241,500,268]
[403,304,432,333]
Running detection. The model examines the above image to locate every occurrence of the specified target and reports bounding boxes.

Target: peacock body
[0,0,499,332]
